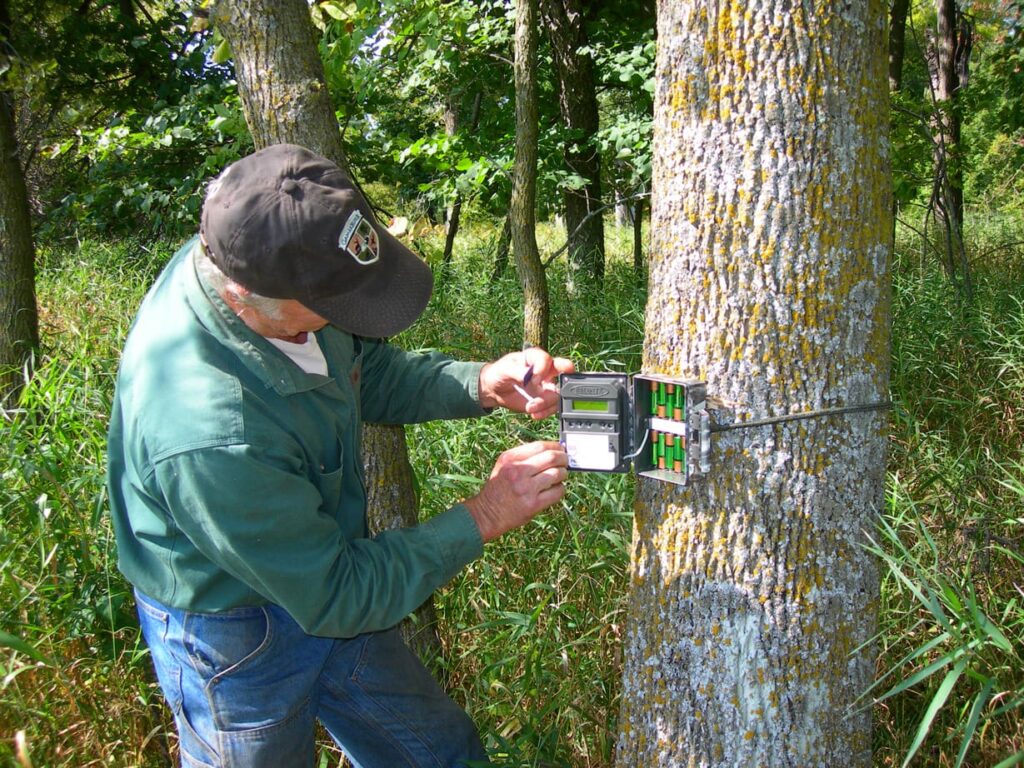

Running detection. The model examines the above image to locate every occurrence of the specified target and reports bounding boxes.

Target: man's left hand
[478,348,575,420]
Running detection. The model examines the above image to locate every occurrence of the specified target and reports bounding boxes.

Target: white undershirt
[267,332,329,376]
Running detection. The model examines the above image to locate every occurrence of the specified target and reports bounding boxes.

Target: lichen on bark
[616,1,891,765]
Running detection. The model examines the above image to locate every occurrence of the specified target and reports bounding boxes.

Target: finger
[523,393,555,415]
[535,465,569,488]
[523,348,561,382]
[501,448,568,481]
[534,482,566,509]
[552,356,575,375]
[528,404,559,420]
[520,447,569,474]
[501,440,563,462]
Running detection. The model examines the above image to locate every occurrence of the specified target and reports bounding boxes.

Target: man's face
[244,299,329,344]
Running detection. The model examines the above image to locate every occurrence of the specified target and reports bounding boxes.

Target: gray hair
[193,242,287,321]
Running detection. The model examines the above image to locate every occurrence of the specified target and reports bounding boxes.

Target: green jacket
[107,238,486,637]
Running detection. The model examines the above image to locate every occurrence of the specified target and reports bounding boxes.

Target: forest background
[1,0,1023,766]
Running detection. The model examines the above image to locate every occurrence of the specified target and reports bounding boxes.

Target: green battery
[650,380,658,415]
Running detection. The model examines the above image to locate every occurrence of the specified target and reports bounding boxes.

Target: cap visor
[306,227,433,338]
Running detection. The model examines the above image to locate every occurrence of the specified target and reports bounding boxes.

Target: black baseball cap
[199,143,433,338]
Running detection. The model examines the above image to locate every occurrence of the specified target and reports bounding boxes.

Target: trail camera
[558,373,710,487]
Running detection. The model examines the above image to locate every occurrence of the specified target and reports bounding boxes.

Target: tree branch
[543,189,649,266]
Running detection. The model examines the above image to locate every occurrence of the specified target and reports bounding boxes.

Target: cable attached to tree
[709,400,893,433]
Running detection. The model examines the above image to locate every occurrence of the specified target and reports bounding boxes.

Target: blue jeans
[134,589,488,768]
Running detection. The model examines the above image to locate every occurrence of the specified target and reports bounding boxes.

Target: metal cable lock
[709,401,893,433]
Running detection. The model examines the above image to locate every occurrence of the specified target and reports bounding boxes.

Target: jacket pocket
[314,436,346,514]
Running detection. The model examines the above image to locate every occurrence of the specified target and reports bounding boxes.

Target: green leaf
[321,1,347,21]
[212,38,232,64]
[979,614,1014,653]
[0,630,54,666]
[863,628,950,701]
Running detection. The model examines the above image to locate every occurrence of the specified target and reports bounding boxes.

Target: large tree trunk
[0,0,39,406]
[210,0,345,164]
[510,0,548,348]
[615,2,892,766]
[211,0,442,661]
[540,0,605,285]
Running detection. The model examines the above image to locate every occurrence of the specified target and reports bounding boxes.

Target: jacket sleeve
[357,338,489,424]
[152,442,483,638]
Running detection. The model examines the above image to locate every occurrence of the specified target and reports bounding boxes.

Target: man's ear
[228,281,252,301]
[220,281,251,314]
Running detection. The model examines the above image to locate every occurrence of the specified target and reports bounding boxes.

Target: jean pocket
[183,605,272,681]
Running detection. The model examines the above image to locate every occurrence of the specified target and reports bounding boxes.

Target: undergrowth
[1,217,1023,766]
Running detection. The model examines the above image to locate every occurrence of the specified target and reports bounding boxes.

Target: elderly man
[107,143,573,768]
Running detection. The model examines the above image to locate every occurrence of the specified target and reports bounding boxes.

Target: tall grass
[875,217,1024,767]
[1,240,177,766]
[2,217,1023,766]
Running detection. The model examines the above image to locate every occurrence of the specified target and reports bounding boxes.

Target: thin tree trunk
[889,0,911,92]
[632,194,644,275]
[616,1,891,765]
[490,213,511,285]
[443,91,482,267]
[540,0,605,284]
[211,0,442,662]
[362,424,442,666]
[889,0,910,245]
[0,0,39,406]
[929,0,970,295]
[510,0,548,348]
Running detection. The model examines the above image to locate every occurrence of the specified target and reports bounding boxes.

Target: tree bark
[540,0,605,284]
[632,194,644,275]
[0,0,39,407]
[211,0,442,661]
[510,0,548,348]
[443,91,482,268]
[616,2,892,765]
[490,213,511,285]
[211,0,346,166]
[361,424,442,665]
[889,0,911,91]
[929,0,970,294]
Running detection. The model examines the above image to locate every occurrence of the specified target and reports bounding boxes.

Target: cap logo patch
[339,210,380,265]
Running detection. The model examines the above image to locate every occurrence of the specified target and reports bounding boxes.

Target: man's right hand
[463,441,569,543]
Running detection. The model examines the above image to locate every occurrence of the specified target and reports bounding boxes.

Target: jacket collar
[182,237,334,396]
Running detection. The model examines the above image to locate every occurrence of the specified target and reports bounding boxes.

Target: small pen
[515,362,536,401]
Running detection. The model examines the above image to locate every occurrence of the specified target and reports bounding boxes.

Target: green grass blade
[993,751,1024,768]
[876,643,971,704]
[901,656,968,768]
[861,628,950,702]
[954,678,994,768]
